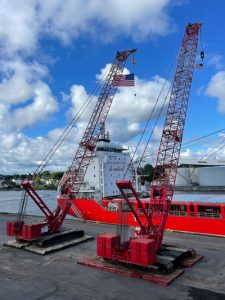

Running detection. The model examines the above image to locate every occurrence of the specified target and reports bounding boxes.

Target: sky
[1,0,225,174]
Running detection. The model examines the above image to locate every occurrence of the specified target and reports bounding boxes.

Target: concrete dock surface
[0,213,225,300]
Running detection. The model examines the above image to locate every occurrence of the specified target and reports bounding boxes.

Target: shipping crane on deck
[6,48,137,247]
[96,23,203,272]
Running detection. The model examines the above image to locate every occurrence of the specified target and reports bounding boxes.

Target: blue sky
[0,0,225,174]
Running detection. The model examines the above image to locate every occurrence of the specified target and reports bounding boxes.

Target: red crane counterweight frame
[97,23,202,267]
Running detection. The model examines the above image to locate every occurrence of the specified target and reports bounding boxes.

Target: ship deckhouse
[78,131,135,200]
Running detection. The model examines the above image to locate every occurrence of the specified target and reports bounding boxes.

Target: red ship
[58,196,225,237]
[57,125,225,238]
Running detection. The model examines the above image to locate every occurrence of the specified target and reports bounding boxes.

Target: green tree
[13,174,20,179]
[41,170,51,179]
[141,164,154,183]
[52,172,64,180]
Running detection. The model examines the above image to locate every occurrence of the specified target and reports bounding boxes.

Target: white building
[175,168,192,186]
[175,159,225,187]
[78,132,135,200]
[198,166,225,186]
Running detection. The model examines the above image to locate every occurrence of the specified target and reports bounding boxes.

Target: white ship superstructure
[77,131,135,200]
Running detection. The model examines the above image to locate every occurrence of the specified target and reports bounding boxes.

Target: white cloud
[110,75,170,122]
[0,57,57,133]
[109,120,142,143]
[0,0,183,173]
[0,58,48,104]
[0,0,177,56]
[13,83,58,129]
[69,84,97,123]
[0,82,58,133]
[38,0,175,43]
[96,64,112,81]
[207,54,223,70]
[205,71,225,113]
[69,67,170,142]
[0,1,39,55]
[180,148,192,158]
[0,65,170,173]
[0,127,81,174]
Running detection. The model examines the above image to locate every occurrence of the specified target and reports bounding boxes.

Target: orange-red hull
[58,198,225,237]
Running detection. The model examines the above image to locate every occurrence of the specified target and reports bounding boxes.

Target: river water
[0,190,57,216]
[0,190,225,216]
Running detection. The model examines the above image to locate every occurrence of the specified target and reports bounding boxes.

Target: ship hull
[58,198,225,237]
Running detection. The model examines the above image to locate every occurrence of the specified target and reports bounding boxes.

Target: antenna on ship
[99,121,110,142]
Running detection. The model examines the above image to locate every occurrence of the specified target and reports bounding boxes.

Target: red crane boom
[7,48,136,241]
[149,22,202,250]
[97,23,202,269]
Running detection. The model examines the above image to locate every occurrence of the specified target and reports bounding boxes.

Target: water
[0,190,225,216]
[0,190,57,216]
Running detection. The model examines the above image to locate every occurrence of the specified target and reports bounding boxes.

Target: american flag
[112,73,135,87]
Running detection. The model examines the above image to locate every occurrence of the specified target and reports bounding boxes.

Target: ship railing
[168,211,187,216]
[107,205,118,212]
[198,212,222,219]
[169,211,222,218]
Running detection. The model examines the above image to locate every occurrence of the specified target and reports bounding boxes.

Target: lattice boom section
[149,23,201,248]
[52,49,136,231]
[151,23,201,203]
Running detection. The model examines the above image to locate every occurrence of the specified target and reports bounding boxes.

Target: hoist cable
[123,60,175,178]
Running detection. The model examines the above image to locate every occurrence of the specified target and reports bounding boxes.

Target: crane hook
[200,51,204,61]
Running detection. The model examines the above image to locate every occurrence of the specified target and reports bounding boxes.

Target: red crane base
[78,256,184,286]
[78,254,203,286]
[6,220,87,248]
[96,233,203,273]
[97,233,157,266]
[7,221,43,240]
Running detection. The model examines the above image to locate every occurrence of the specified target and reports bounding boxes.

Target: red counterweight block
[6,221,24,236]
[6,221,42,240]
[130,238,157,266]
[21,223,42,240]
[97,233,120,258]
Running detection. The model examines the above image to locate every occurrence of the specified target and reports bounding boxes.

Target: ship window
[190,205,194,217]
[169,204,187,216]
[198,206,221,219]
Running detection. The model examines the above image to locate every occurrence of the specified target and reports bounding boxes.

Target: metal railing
[169,211,187,216]
[169,211,222,218]
[198,212,222,219]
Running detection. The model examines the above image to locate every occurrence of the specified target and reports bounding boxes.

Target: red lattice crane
[7,48,136,242]
[97,23,202,270]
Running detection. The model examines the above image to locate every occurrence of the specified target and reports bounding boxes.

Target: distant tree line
[0,171,64,181]
[0,171,64,190]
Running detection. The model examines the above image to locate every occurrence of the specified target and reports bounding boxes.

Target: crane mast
[7,48,136,241]
[52,48,137,232]
[96,23,202,268]
[149,22,201,249]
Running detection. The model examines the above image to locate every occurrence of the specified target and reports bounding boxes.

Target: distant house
[45,179,55,185]
[12,179,22,185]
[0,178,11,189]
